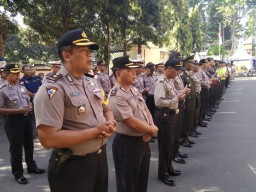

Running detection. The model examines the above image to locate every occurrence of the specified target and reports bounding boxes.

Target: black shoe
[205,114,212,119]
[27,167,45,174]
[198,123,207,127]
[200,120,208,125]
[190,132,198,138]
[159,176,175,186]
[211,109,217,113]
[169,170,181,176]
[149,139,155,143]
[178,152,188,158]
[202,117,211,122]
[187,139,195,145]
[194,130,202,135]
[173,157,186,164]
[15,175,28,184]
[182,142,193,148]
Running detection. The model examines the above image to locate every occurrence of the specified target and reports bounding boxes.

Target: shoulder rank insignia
[110,88,117,96]
[159,78,164,83]
[46,86,58,99]
[47,73,62,83]
[0,84,6,89]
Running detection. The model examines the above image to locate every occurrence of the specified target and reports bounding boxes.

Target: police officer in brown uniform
[0,67,7,85]
[96,60,111,95]
[0,64,45,185]
[154,58,186,186]
[34,29,116,192]
[109,56,158,192]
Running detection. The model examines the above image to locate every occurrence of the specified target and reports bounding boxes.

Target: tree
[189,6,203,52]
[0,11,18,57]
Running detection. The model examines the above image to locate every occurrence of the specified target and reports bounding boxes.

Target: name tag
[70,92,81,97]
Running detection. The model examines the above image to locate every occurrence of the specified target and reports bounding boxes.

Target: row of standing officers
[0,28,230,192]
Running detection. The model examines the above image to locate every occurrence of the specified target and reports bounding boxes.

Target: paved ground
[1,77,256,192]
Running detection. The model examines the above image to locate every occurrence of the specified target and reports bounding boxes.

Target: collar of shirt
[58,67,84,86]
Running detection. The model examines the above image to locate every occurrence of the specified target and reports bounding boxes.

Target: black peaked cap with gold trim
[58,29,99,51]
[4,64,20,73]
[112,56,140,69]
[165,58,184,71]
[183,55,195,64]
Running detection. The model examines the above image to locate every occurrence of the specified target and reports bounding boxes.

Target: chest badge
[78,106,85,115]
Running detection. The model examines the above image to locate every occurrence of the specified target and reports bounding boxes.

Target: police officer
[0,67,7,85]
[109,56,158,192]
[154,61,164,81]
[133,59,145,92]
[96,60,111,95]
[154,58,186,186]
[0,64,45,185]
[34,29,116,192]
[43,61,62,83]
[189,60,202,136]
[180,56,197,147]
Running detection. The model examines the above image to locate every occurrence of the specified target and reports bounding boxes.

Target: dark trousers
[192,94,201,132]
[4,114,36,178]
[200,88,209,119]
[155,110,177,179]
[112,133,151,192]
[145,95,155,121]
[48,145,108,192]
[174,103,185,156]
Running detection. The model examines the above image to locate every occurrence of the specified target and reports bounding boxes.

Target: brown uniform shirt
[189,71,201,93]
[108,83,149,136]
[174,75,185,93]
[195,68,210,88]
[154,74,179,109]
[0,83,30,109]
[142,74,157,95]
[34,67,108,155]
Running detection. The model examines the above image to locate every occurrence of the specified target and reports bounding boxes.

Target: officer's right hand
[19,106,32,114]
[178,93,186,101]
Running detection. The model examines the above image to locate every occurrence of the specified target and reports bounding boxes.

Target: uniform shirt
[0,83,30,109]
[154,74,179,110]
[189,71,201,93]
[195,68,210,89]
[154,72,163,82]
[34,67,108,155]
[108,83,149,136]
[19,75,42,93]
[173,75,185,93]
[142,74,156,95]
[134,74,144,91]
[97,72,111,94]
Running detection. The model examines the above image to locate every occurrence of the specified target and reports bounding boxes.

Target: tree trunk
[0,33,4,58]
[230,13,237,55]
[62,11,71,33]
[122,26,127,56]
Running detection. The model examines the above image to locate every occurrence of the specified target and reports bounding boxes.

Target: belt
[170,109,179,115]
[67,144,106,158]
[5,113,31,118]
[116,133,144,140]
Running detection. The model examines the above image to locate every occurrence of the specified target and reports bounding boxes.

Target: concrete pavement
[1,77,256,192]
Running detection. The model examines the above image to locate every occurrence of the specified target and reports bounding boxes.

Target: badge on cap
[81,31,87,38]
[78,106,85,115]
[15,65,18,68]
[46,86,58,99]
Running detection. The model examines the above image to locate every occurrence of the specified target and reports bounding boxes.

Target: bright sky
[0,6,27,28]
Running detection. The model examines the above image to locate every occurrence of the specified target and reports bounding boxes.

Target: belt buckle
[176,109,179,115]
[97,149,102,155]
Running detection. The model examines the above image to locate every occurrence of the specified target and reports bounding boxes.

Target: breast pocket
[8,96,19,106]
[65,96,88,120]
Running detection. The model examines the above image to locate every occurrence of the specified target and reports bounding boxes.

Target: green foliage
[207,43,227,56]
[189,6,202,52]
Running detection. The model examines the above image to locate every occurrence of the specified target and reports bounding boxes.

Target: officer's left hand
[142,134,151,142]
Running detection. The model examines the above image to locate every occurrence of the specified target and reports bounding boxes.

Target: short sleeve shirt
[34,67,108,155]
[108,83,149,136]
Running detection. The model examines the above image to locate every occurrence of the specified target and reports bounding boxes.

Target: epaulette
[0,84,6,89]
[84,73,94,78]
[46,73,62,83]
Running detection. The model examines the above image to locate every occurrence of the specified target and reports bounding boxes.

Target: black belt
[5,113,31,118]
[116,133,144,140]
